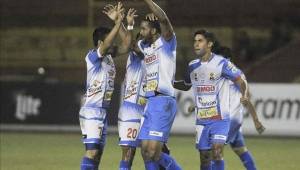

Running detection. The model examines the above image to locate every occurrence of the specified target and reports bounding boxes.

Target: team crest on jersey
[209,72,216,81]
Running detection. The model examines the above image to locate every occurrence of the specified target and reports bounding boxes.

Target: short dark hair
[92,26,111,47]
[194,29,216,44]
[142,19,161,34]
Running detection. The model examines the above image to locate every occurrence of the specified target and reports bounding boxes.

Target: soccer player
[220,47,265,170]
[188,46,266,170]
[174,29,248,170]
[78,3,124,170]
[135,0,181,169]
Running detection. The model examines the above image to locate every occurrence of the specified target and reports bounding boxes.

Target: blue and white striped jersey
[185,53,242,124]
[119,52,146,121]
[123,51,146,105]
[138,35,177,97]
[83,48,116,108]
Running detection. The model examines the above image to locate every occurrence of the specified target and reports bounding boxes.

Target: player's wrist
[127,25,134,31]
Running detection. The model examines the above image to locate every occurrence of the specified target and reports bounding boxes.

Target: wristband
[127,25,134,30]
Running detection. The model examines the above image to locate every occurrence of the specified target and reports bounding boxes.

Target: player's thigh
[139,96,177,142]
[118,120,141,147]
[79,107,107,145]
[196,124,211,150]
[210,120,230,145]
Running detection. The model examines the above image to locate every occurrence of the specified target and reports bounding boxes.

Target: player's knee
[212,144,224,160]
[122,147,136,161]
[141,147,158,161]
[86,149,102,161]
[199,150,211,165]
[232,146,248,156]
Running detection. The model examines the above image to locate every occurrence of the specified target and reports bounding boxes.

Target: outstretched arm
[101,3,124,56]
[143,0,174,41]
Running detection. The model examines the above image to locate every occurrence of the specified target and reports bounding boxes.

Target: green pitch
[1,132,299,170]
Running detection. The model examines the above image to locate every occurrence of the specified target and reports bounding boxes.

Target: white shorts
[79,107,107,146]
[118,102,143,147]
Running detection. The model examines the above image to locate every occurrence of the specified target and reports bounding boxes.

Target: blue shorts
[138,96,177,143]
[227,119,245,148]
[79,107,108,150]
[196,119,230,150]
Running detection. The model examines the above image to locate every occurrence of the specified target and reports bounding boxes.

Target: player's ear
[97,40,103,47]
[208,41,213,48]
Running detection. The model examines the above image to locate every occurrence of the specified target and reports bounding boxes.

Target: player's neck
[201,52,212,62]
[150,34,160,44]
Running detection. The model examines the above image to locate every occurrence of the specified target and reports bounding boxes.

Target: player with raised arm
[173,29,248,170]
[136,0,181,170]
[104,4,144,170]
[78,3,124,170]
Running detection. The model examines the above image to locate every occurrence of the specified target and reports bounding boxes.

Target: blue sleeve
[87,50,101,64]
[162,34,177,52]
[221,59,242,81]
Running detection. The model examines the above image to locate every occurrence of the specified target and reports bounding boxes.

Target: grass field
[1,132,300,170]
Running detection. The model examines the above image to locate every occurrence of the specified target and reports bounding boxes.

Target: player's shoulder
[213,53,227,62]
[188,58,200,66]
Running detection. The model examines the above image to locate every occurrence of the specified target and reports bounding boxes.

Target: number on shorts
[127,128,138,139]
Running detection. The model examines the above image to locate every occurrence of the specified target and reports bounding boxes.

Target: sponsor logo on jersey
[108,79,114,88]
[146,80,158,91]
[149,131,163,137]
[104,91,113,101]
[108,69,115,78]
[146,72,158,79]
[124,81,138,99]
[87,80,103,97]
[214,135,227,140]
[145,55,157,64]
[196,85,216,93]
[198,97,217,107]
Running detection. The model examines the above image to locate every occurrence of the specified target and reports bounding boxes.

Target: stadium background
[1,0,300,169]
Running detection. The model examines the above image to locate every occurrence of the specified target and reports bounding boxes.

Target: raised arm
[143,0,174,41]
[119,8,138,54]
[101,3,124,55]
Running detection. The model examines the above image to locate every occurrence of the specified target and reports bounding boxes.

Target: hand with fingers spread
[145,13,158,21]
[103,4,117,21]
[115,2,125,24]
[126,8,138,27]
[103,2,124,24]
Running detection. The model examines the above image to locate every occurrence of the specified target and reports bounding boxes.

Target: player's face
[140,21,152,41]
[194,34,210,57]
